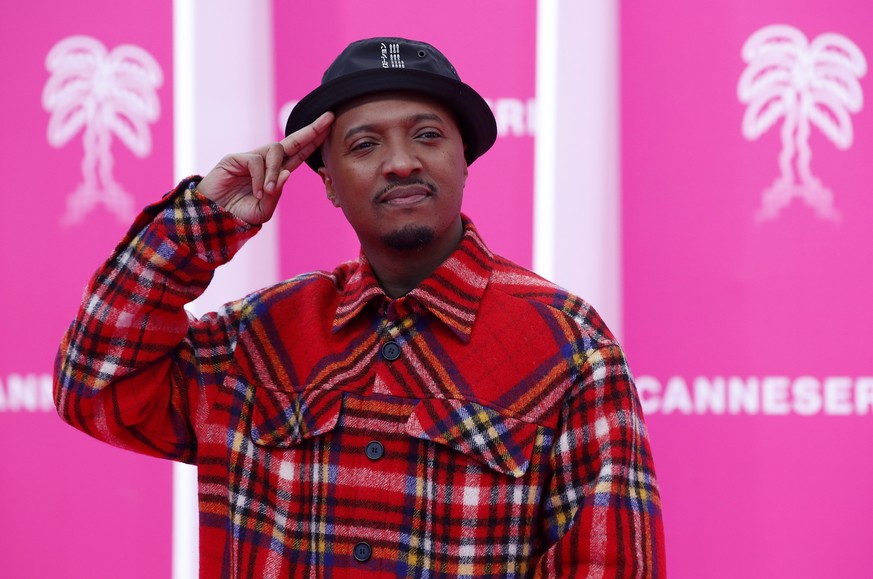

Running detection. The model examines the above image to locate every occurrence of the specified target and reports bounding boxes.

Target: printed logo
[42,35,163,225]
[738,24,867,222]
[389,43,404,68]
[380,42,404,69]
[381,42,389,68]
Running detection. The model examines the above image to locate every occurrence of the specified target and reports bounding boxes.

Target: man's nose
[382,142,422,177]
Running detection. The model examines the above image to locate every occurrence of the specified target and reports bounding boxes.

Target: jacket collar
[332,216,493,342]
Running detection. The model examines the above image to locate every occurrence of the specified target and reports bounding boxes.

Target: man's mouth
[377,180,436,205]
[380,187,429,205]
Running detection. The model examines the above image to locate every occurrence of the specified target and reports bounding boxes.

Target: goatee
[381,225,435,251]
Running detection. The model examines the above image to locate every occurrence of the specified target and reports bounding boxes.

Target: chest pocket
[249,386,342,448]
[248,386,542,479]
[406,398,540,478]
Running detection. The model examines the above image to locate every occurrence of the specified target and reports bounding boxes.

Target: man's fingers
[262,143,286,195]
[205,111,333,206]
[276,168,292,192]
[280,112,335,168]
[245,153,267,199]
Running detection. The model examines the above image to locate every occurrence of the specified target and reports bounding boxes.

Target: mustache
[375,178,437,199]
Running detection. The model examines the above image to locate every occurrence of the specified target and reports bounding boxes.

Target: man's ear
[317,167,340,207]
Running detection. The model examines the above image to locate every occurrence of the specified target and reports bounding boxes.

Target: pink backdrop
[12,1,868,576]
[621,1,873,577]
[0,2,174,577]
[271,1,537,276]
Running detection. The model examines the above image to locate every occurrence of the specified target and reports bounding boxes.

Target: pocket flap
[250,388,342,448]
[406,398,538,478]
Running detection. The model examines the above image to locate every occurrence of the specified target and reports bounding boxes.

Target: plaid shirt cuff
[118,177,260,276]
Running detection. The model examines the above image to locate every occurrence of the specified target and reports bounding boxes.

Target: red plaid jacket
[55,179,665,578]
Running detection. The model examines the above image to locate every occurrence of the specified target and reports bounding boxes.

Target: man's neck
[363,221,464,298]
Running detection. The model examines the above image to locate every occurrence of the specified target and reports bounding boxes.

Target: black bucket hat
[285,37,497,171]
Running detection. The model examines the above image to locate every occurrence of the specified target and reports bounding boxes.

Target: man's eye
[351,141,376,151]
[417,131,443,140]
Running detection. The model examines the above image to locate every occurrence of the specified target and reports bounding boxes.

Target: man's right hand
[197,112,334,225]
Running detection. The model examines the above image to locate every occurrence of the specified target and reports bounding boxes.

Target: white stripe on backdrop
[535,0,623,337]
[173,1,281,577]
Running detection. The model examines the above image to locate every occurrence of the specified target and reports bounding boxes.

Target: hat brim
[285,68,497,171]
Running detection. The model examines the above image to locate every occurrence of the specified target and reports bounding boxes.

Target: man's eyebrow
[342,113,446,141]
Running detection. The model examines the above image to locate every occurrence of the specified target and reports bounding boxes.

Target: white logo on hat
[389,43,404,68]
[738,24,867,222]
[42,35,163,225]
[380,42,404,69]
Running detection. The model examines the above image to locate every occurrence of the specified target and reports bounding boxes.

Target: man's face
[318,93,468,255]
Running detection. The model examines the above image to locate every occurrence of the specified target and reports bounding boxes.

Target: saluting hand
[197,112,334,224]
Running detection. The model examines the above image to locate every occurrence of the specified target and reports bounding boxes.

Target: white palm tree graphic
[738,24,866,222]
[42,35,163,224]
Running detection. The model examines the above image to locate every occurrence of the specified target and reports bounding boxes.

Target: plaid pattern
[55,179,665,578]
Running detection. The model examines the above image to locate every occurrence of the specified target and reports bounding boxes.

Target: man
[55,37,665,577]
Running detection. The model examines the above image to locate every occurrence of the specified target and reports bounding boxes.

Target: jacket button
[354,541,372,562]
[381,341,401,361]
[365,440,385,460]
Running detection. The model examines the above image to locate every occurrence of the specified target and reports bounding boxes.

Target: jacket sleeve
[533,342,666,578]
[53,178,259,463]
